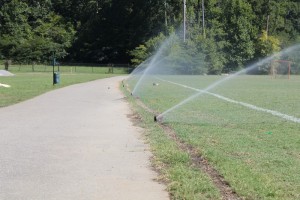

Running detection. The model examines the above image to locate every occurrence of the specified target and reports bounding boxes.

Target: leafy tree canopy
[0,0,299,73]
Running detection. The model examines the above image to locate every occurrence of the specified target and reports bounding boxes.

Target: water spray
[127,31,299,125]
[158,44,300,118]
[131,34,176,95]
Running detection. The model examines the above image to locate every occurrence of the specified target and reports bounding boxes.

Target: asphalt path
[0,76,168,200]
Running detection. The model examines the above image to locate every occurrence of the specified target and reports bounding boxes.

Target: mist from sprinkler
[127,57,153,80]
[126,57,155,97]
[130,34,177,96]
[195,44,293,113]
[158,44,300,119]
[126,31,299,124]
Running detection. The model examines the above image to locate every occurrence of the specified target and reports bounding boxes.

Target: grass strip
[125,75,300,199]
[0,72,118,107]
[122,85,221,200]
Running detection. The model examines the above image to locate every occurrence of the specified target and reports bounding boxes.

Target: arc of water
[157,77,300,124]
[127,57,153,79]
[157,44,300,118]
[131,35,176,95]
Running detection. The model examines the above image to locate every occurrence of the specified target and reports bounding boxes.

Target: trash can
[53,72,60,84]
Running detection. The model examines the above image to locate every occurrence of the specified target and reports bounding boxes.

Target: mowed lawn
[0,66,124,107]
[126,75,300,199]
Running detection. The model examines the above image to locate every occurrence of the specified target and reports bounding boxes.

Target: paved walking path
[0,76,169,200]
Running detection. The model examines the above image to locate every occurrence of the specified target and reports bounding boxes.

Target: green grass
[122,85,221,200]
[0,72,118,107]
[125,75,300,199]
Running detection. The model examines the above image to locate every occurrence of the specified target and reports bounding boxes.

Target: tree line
[0,0,299,73]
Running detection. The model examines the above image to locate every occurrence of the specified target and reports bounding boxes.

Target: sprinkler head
[130,93,140,99]
[154,115,163,123]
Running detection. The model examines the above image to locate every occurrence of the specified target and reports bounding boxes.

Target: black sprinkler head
[154,115,163,123]
[130,93,139,99]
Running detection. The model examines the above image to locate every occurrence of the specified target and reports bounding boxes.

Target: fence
[2,63,134,74]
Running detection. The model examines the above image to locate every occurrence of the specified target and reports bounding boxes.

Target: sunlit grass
[126,75,300,199]
[122,85,222,200]
[0,72,118,107]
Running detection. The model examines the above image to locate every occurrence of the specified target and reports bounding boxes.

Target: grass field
[125,75,300,199]
[0,66,123,107]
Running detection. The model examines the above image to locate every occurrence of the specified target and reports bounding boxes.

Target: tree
[222,0,257,72]
[0,0,75,63]
[1,0,298,67]
[196,0,227,74]
[130,45,147,65]
[257,30,281,57]
[0,0,31,58]
[130,33,166,66]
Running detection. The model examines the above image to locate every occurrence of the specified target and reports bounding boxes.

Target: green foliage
[222,0,256,71]
[191,28,227,75]
[166,36,208,75]
[0,0,75,64]
[130,0,299,74]
[130,45,147,65]
[257,30,281,57]
[130,33,207,75]
[0,0,299,71]
[130,33,166,66]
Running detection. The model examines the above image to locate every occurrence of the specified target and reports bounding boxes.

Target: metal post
[266,15,270,39]
[266,0,270,39]
[52,52,55,85]
[202,0,205,38]
[288,62,291,80]
[183,0,186,42]
[165,0,168,27]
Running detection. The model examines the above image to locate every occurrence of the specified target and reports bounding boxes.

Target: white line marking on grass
[0,83,11,88]
[156,77,300,124]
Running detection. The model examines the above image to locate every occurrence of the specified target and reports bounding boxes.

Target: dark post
[4,61,8,70]
[4,60,11,71]
[52,52,60,85]
[52,52,55,85]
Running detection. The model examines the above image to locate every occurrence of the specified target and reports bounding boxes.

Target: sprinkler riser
[154,115,163,123]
